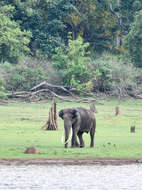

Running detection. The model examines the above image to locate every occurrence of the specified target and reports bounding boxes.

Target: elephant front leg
[77,131,85,148]
[71,129,79,148]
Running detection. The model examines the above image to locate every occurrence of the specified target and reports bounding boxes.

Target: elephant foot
[90,145,94,148]
[80,144,85,148]
[71,144,80,148]
[80,146,84,148]
[71,141,80,148]
[71,145,80,148]
[71,146,77,148]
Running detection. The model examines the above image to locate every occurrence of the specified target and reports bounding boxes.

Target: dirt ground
[0,158,142,166]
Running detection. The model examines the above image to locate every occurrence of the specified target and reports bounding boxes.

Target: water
[0,164,142,190]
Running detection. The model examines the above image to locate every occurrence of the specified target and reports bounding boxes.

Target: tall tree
[0,4,31,63]
[124,10,142,67]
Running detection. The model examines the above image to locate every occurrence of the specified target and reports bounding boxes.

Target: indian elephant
[59,104,96,148]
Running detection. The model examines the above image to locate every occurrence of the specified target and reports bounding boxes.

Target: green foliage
[52,36,92,91]
[90,54,142,94]
[0,78,6,99]
[0,5,31,63]
[91,54,113,92]
[111,59,140,96]
[132,1,142,11]
[124,10,142,67]
[1,60,45,91]
[120,0,142,32]
[0,57,62,91]
[0,0,120,58]
[7,0,67,57]
[0,0,142,94]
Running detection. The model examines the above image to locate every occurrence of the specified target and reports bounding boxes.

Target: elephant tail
[61,127,72,145]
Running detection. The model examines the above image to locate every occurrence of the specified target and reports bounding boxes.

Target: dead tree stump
[90,104,97,113]
[130,126,135,133]
[42,98,58,130]
[115,106,120,116]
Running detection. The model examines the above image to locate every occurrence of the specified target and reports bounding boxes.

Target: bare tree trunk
[115,106,120,116]
[114,35,120,48]
[117,0,120,6]
[42,98,58,130]
[130,126,135,133]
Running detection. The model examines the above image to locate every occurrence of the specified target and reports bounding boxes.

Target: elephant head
[59,108,77,148]
[59,106,96,148]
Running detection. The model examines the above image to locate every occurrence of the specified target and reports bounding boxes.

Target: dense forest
[0,0,142,99]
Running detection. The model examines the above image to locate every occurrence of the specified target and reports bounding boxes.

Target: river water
[0,164,142,190]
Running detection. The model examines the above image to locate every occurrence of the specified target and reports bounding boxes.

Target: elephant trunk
[62,119,72,148]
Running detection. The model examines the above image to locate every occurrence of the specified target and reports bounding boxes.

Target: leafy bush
[90,54,113,92]
[90,53,142,95]
[52,36,92,91]
[0,78,6,99]
[111,60,139,97]
[0,57,61,91]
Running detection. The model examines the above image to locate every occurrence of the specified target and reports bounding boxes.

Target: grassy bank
[0,98,142,159]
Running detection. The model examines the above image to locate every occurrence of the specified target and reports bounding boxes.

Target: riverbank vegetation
[0,99,142,159]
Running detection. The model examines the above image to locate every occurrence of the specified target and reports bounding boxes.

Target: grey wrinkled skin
[59,105,96,148]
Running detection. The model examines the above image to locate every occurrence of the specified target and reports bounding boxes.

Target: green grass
[0,98,142,159]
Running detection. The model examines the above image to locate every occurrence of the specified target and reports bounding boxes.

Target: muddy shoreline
[0,158,142,166]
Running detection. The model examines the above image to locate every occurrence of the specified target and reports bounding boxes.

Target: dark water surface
[0,164,142,190]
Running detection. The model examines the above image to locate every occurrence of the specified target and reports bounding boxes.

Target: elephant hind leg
[77,131,85,148]
[90,128,95,148]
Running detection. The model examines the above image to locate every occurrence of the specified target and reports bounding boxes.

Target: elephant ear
[71,109,77,119]
[59,110,64,119]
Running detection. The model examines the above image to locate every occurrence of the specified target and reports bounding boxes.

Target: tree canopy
[0,0,142,96]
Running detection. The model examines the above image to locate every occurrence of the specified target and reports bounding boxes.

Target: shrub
[0,57,61,91]
[0,78,6,99]
[90,53,113,92]
[90,53,142,96]
[52,36,92,91]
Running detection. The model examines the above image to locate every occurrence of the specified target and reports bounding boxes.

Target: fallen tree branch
[30,81,76,97]
[6,82,103,103]
[49,91,99,103]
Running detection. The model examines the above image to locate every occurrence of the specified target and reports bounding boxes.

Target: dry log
[6,82,102,103]
[7,91,30,98]
[70,88,94,96]
[49,91,98,103]
[6,89,100,103]
[42,97,58,130]
[30,81,75,97]
[134,94,142,99]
